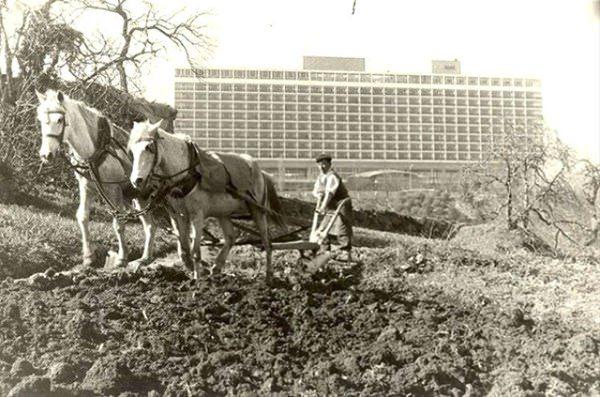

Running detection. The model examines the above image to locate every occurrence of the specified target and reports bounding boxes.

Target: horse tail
[262,171,286,229]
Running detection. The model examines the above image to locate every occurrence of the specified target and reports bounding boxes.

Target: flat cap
[315,153,332,163]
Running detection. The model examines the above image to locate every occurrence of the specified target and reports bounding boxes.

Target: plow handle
[309,198,350,244]
[309,195,322,242]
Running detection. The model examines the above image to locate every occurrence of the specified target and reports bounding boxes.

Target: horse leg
[103,187,129,267]
[76,176,96,266]
[170,213,194,271]
[190,211,206,280]
[111,215,129,267]
[129,199,156,268]
[251,209,273,283]
[214,217,238,275]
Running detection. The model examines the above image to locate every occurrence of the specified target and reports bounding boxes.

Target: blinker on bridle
[131,137,161,182]
[42,109,68,145]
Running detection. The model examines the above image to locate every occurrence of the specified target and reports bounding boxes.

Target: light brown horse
[127,120,284,281]
[36,89,157,267]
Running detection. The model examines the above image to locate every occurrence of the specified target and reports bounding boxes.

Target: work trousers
[317,199,353,251]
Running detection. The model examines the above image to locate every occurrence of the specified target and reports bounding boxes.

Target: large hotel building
[174,56,543,190]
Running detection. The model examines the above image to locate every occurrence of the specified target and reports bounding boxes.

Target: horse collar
[86,116,113,166]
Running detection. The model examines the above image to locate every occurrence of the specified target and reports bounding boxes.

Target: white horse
[127,120,284,281]
[36,89,156,267]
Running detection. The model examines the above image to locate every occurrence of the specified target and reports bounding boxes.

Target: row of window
[175,117,541,129]
[176,85,542,98]
[184,127,541,136]
[181,127,540,138]
[176,69,541,87]
[179,109,541,120]
[190,140,508,149]
[176,94,542,107]
[176,103,543,116]
[185,146,484,161]
[189,131,535,142]
[193,138,529,151]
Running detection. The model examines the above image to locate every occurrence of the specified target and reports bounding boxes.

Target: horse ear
[35,90,46,102]
[150,119,163,132]
[57,91,64,102]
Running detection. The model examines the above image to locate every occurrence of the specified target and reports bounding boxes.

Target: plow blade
[271,240,320,251]
[307,251,332,269]
[270,240,333,270]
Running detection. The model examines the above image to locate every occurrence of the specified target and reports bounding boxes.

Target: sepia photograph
[0,0,599,395]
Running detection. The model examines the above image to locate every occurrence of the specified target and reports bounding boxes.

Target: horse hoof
[82,257,94,267]
[82,249,98,267]
[209,266,221,275]
[129,261,143,273]
[114,258,128,268]
[129,257,153,271]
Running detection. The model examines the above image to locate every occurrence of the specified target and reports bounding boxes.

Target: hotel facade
[174,57,543,190]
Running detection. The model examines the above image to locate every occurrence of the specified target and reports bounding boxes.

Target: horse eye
[146,145,155,154]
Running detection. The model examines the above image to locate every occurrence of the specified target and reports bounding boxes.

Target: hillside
[0,186,599,395]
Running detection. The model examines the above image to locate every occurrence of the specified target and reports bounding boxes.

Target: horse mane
[47,90,104,120]
[173,132,192,142]
[130,122,191,148]
[44,90,119,146]
[152,126,192,143]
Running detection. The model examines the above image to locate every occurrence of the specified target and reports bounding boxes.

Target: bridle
[130,137,162,186]
[38,105,139,219]
[41,109,68,145]
[130,135,201,197]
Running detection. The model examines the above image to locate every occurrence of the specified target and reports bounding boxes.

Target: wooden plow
[199,189,351,267]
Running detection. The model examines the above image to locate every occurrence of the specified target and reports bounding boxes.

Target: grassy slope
[0,202,173,278]
[1,190,599,393]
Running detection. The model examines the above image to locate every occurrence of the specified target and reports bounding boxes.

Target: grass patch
[0,203,173,279]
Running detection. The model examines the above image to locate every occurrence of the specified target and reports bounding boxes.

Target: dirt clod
[81,355,160,395]
[0,242,597,395]
[10,359,37,378]
[6,376,50,397]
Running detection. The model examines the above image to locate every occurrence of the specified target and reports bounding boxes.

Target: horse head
[36,89,68,163]
[128,119,163,190]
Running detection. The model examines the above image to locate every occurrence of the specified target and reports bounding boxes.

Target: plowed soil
[0,241,598,396]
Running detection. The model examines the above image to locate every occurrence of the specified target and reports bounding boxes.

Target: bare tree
[1,0,200,187]
[581,159,600,208]
[71,0,212,93]
[463,122,579,247]
[1,0,211,95]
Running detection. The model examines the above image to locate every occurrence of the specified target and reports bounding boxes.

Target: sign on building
[432,60,461,75]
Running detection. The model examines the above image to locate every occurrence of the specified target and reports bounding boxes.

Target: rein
[116,137,201,221]
[134,137,201,195]
[42,107,142,219]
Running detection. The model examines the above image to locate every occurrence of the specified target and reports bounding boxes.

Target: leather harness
[130,137,203,202]
[42,108,137,217]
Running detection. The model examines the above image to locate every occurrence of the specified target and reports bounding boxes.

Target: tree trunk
[0,10,14,104]
[506,161,515,230]
[0,15,4,102]
[117,62,128,93]
[522,163,530,229]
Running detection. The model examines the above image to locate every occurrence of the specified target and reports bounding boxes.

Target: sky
[9,0,600,162]
[141,0,600,162]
